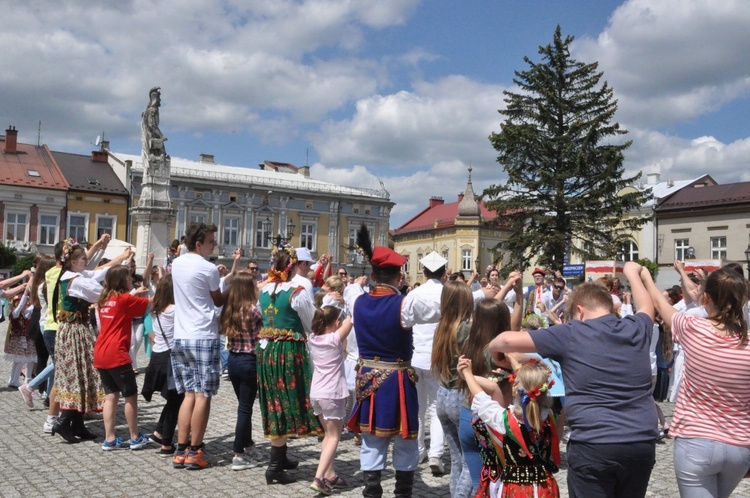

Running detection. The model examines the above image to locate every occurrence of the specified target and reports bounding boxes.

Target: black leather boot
[265,445,296,485]
[71,412,97,440]
[362,470,383,497]
[281,443,299,470]
[51,411,78,444]
[394,470,414,497]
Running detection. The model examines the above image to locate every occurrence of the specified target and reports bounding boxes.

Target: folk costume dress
[471,392,560,498]
[347,284,418,439]
[258,280,321,439]
[54,270,107,412]
[3,294,37,364]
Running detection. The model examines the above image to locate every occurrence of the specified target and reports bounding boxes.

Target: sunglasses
[248,267,259,271]
[554,285,565,290]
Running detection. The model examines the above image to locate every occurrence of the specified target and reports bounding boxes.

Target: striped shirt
[670,312,750,446]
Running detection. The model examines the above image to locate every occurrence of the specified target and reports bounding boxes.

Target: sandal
[309,477,332,495]
[324,475,350,488]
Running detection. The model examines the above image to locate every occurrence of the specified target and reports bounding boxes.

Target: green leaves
[484,25,651,270]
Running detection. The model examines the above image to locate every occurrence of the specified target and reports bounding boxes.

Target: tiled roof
[657,180,750,211]
[0,137,68,190]
[394,197,499,234]
[51,150,128,195]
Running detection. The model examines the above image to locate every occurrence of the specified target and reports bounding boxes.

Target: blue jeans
[458,406,482,493]
[674,437,750,498]
[227,352,257,454]
[437,387,472,498]
[220,340,229,371]
[360,433,419,471]
[29,330,57,392]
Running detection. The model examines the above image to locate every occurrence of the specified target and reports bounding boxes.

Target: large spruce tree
[484,26,650,270]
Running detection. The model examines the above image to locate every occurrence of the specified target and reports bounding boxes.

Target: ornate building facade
[108,152,393,272]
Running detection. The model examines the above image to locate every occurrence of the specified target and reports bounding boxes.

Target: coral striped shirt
[670,312,750,446]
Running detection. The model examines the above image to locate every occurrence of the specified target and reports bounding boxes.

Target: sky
[2,0,749,228]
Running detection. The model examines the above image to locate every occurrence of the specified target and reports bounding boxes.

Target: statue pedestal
[131,205,175,270]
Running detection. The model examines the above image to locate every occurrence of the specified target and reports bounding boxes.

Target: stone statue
[141,86,167,166]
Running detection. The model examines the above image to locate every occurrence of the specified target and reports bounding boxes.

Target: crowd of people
[4,222,750,498]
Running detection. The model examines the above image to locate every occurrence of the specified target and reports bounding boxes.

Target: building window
[6,213,27,242]
[189,213,207,224]
[442,249,449,262]
[417,253,423,272]
[403,256,410,275]
[617,240,639,262]
[223,217,239,246]
[710,236,727,260]
[348,225,372,263]
[300,222,316,251]
[462,249,472,271]
[68,214,87,242]
[39,215,58,245]
[675,238,690,261]
[96,215,116,240]
[255,219,271,249]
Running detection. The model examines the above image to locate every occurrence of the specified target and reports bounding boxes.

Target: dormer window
[27,170,40,177]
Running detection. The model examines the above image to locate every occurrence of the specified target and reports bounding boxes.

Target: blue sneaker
[102,437,126,451]
[130,433,151,451]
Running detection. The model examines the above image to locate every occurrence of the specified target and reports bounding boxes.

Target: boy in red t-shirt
[94,265,151,451]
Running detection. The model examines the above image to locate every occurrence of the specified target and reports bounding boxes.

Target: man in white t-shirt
[171,222,231,470]
[401,251,447,475]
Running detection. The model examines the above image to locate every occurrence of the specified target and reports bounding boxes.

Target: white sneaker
[429,457,445,476]
[231,452,260,471]
[43,417,58,434]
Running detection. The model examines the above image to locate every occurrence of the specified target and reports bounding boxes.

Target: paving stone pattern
[1,347,749,497]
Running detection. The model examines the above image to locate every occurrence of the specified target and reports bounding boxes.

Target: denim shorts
[171,339,221,397]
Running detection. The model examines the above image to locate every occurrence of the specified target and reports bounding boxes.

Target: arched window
[617,240,639,262]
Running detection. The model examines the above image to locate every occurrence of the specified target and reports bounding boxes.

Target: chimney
[429,196,444,208]
[91,150,108,163]
[4,126,18,153]
[299,165,310,178]
[457,193,464,202]
[100,140,110,150]
[646,172,660,185]
[199,153,215,164]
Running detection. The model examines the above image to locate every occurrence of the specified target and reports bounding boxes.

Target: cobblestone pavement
[1,350,749,497]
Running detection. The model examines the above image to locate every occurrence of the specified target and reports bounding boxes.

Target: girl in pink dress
[307,306,353,495]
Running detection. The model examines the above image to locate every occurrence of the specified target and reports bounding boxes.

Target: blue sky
[2,0,749,227]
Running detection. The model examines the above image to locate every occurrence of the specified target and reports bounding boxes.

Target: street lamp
[744,235,750,279]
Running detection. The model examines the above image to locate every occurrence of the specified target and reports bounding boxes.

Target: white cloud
[622,127,750,183]
[0,0,418,148]
[314,75,506,169]
[575,0,750,127]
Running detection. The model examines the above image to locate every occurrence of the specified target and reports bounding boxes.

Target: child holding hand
[457,355,560,498]
[308,306,353,495]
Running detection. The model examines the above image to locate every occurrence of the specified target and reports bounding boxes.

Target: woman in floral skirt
[51,239,131,443]
[258,246,320,485]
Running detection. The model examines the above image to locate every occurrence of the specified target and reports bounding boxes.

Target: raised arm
[142,253,155,288]
[674,259,701,305]
[86,233,111,265]
[510,273,524,331]
[638,264,676,325]
[623,262,654,321]
[336,316,354,342]
[0,270,32,290]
